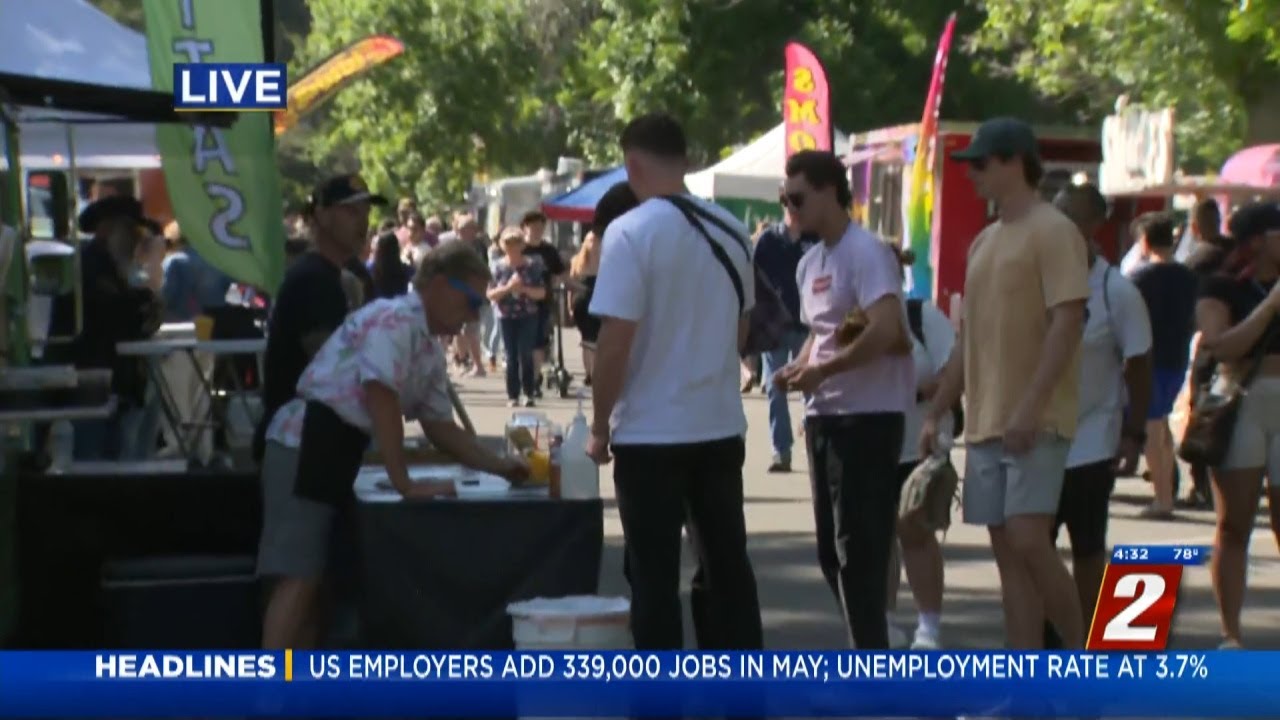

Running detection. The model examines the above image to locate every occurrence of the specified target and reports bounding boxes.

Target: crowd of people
[43,109,1280,657]
[579,113,1280,654]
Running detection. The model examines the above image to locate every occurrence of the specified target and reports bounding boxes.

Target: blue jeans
[761,328,808,457]
[481,303,501,360]
[500,315,538,400]
[118,388,163,461]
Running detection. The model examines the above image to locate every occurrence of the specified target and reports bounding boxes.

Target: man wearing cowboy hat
[46,195,164,460]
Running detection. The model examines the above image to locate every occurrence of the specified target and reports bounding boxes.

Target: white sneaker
[887,623,910,649]
[1219,638,1243,649]
[911,626,941,650]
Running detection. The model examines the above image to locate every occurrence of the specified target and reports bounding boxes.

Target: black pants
[805,412,905,649]
[1044,460,1116,649]
[612,436,762,650]
[621,540,716,648]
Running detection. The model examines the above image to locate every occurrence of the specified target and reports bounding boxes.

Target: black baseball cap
[307,175,388,213]
[1227,201,1280,242]
[77,195,161,235]
[952,117,1040,161]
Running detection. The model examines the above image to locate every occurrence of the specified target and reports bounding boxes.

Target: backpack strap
[659,195,746,313]
[906,298,926,348]
[1101,265,1126,362]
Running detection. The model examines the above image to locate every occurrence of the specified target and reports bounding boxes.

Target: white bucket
[507,595,632,650]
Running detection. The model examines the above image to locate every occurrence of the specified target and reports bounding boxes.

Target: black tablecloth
[357,498,603,650]
[14,469,603,651]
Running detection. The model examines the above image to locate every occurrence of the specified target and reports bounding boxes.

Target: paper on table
[353,465,517,502]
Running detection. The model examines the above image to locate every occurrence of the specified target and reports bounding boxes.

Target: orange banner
[782,43,832,157]
[274,35,405,136]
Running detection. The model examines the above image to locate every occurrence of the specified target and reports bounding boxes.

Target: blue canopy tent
[541,166,627,223]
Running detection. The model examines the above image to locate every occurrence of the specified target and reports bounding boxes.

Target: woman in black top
[369,231,412,300]
[1195,201,1280,649]
[570,183,640,385]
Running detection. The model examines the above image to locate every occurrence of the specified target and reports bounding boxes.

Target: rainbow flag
[904,14,957,300]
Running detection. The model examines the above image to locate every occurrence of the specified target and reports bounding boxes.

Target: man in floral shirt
[257,241,528,650]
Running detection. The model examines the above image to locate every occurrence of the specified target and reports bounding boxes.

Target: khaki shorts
[962,433,1070,526]
[256,441,336,579]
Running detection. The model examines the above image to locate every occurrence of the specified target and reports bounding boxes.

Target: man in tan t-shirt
[920,118,1090,649]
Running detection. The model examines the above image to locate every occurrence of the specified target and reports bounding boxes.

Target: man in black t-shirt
[520,210,566,395]
[1130,213,1198,518]
[253,175,388,462]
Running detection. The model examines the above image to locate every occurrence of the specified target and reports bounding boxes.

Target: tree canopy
[89,0,1280,203]
[972,0,1280,170]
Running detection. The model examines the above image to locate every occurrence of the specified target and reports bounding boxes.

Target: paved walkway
[447,327,1280,652]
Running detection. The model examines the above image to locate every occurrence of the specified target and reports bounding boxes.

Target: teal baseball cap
[952,117,1040,161]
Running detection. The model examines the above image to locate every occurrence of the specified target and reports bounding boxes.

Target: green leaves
[973,0,1280,170]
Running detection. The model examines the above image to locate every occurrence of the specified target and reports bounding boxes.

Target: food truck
[846,121,1164,315]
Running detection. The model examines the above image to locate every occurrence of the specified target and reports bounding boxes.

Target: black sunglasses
[968,157,989,171]
[782,192,806,209]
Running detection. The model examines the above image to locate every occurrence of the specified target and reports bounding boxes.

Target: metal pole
[66,125,83,340]
[0,111,23,646]
[260,0,276,64]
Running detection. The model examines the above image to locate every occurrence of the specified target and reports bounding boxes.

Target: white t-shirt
[1068,259,1152,468]
[901,299,956,464]
[589,196,754,444]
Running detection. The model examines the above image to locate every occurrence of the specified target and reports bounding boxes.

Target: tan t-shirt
[962,202,1090,443]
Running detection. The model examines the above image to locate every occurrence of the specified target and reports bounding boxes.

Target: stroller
[541,282,574,398]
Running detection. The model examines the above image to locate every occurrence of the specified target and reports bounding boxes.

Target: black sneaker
[767,454,791,473]
[523,398,537,408]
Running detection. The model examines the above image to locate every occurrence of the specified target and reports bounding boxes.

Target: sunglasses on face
[782,192,806,209]
[968,158,989,172]
[447,276,486,313]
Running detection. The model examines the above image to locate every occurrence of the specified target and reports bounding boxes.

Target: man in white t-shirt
[1044,183,1153,648]
[587,113,762,651]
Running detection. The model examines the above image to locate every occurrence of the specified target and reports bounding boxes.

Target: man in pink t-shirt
[773,150,915,650]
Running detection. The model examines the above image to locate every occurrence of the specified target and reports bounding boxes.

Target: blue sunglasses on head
[447,276,486,312]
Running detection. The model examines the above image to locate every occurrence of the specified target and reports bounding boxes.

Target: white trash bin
[508,595,632,650]
[508,596,631,720]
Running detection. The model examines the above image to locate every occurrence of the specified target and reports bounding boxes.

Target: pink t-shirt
[795,223,915,416]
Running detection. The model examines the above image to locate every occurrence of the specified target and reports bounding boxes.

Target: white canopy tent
[0,0,161,169]
[685,123,851,202]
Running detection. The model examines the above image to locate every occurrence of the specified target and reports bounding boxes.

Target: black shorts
[1052,459,1116,558]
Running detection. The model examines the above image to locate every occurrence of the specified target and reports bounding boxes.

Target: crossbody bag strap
[660,195,745,313]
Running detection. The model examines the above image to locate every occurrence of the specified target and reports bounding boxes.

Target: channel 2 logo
[173,63,287,111]
[1086,545,1205,650]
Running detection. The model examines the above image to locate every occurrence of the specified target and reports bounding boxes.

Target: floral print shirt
[490,256,545,319]
[265,292,453,448]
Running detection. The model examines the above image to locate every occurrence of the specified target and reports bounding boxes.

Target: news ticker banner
[144,0,286,294]
[0,650,1274,717]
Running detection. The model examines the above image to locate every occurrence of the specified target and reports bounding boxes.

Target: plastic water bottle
[560,391,598,500]
[48,419,74,473]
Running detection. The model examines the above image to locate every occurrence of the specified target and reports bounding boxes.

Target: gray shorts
[257,441,336,579]
[962,433,1071,526]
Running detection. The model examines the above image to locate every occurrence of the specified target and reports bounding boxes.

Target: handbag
[1176,322,1278,467]
[898,453,960,533]
[660,196,794,356]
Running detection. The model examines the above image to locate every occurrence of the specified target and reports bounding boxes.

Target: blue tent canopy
[541,167,627,223]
